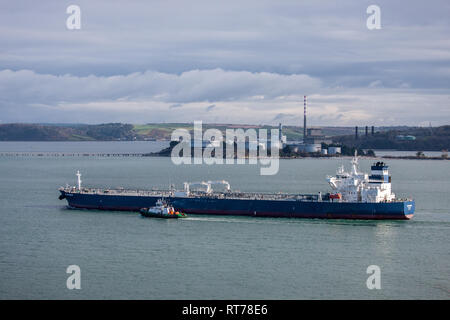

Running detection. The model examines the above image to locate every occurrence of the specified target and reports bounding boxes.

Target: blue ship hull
[59,190,415,220]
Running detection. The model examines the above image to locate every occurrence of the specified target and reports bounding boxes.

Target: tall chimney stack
[355,126,358,139]
[278,123,282,142]
[303,95,307,142]
[371,126,375,135]
[365,126,368,136]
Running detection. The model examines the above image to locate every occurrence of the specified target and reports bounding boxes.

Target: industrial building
[304,128,332,145]
[396,135,416,141]
[285,96,333,154]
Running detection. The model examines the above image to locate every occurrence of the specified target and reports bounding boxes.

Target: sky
[0,0,449,126]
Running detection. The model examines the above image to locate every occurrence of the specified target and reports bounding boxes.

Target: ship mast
[351,150,359,175]
[76,170,82,190]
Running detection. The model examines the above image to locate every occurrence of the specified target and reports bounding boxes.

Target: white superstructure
[326,153,396,203]
[147,199,175,215]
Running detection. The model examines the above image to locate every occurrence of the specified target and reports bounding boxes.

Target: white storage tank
[304,144,321,153]
[328,146,341,154]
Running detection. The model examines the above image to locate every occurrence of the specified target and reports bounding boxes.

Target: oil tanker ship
[58,155,415,220]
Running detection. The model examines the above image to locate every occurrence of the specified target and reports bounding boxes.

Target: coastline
[0,140,448,160]
[3,152,447,160]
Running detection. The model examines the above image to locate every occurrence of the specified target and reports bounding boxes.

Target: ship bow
[403,200,415,219]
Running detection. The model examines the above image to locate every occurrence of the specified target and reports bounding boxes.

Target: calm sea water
[0,141,168,153]
[0,142,449,299]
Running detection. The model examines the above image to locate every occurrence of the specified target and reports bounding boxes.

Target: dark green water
[0,145,449,299]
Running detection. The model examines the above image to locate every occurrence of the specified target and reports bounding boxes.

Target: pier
[0,152,146,157]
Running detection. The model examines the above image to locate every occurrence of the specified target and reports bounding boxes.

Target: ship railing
[62,187,173,197]
[62,186,321,200]
[186,191,319,201]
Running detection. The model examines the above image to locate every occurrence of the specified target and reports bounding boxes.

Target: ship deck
[60,187,320,201]
[60,187,411,203]
[59,187,412,202]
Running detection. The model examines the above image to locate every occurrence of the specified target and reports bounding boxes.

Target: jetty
[0,152,146,157]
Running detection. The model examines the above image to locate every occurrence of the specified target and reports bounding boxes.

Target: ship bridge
[327,154,396,203]
[369,162,391,183]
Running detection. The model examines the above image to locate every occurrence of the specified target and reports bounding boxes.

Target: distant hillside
[332,126,450,151]
[133,123,358,141]
[133,123,193,140]
[0,123,341,141]
[0,123,135,141]
[1,122,444,145]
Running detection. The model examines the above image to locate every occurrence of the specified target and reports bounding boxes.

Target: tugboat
[140,199,187,219]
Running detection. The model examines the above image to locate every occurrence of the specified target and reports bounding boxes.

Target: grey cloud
[272,113,295,121]
[0,68,321,105]
[0,0,448,125]
[206,104,216,112]
[1,1,449,83]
